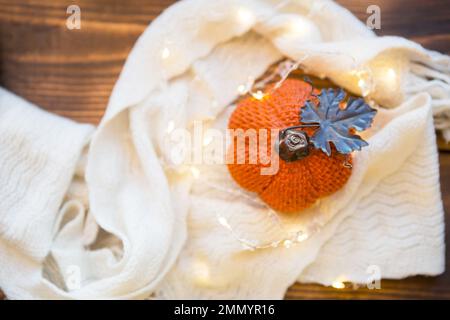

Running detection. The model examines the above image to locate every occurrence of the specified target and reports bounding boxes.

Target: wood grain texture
[0,0,449,300]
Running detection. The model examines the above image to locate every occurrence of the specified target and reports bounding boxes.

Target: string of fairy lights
[159,2,398,289]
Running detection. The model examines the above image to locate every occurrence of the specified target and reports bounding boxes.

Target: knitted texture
[227,79,352,213]
[0,0,447,300]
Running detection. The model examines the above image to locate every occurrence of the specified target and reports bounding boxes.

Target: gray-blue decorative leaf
[300,88,377,156]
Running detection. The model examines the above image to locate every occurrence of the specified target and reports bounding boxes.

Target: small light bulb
[252,90,265,101]
[387,68,396,79]
[283,240,292,248]
[190,166,200,179]
[296,232,308,242]
[332,276,347,289]
[161,47,170,60]
[237,84,247,95]
[358,78,366,89]
[332,281,346,289]
[386,67,397,86]
[218,216,231,229]
[167,120,175,134]
[289,19,307,36]
[193,258,211,285]
[357,78,371,97]
[237,7,255,26]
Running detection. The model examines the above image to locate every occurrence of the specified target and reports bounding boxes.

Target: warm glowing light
[386,68,397,83]
[357,76,371,97]
[167,120,175,134]
[358,78,366,89]
[252,90,266,100]
[282,17,321,42]
[190,166,200,179]
[193,258,211,285]
[218,216,231,229]
[161,47,171,60]
[332,277,347,289]
[237,7,255,26]
[332,281,345,289]
[296,232,308,242]
[237,84,247,95]
[283,240,292,248]
[289,19,308,36]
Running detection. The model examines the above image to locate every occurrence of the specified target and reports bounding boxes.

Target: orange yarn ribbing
[227,79,352,214]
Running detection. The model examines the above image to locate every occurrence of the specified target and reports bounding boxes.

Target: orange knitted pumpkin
[227,79,353,213]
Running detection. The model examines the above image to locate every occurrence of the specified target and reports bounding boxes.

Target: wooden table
[0,0,449,300]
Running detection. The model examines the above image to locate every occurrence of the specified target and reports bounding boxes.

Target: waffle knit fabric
[0,0,448,299]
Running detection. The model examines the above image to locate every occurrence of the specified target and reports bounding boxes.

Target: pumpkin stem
[277,124,319,162]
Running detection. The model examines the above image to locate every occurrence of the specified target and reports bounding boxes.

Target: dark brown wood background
[0,0,449,300]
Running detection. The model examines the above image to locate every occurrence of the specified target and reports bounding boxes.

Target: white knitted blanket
[0,0,448,299]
